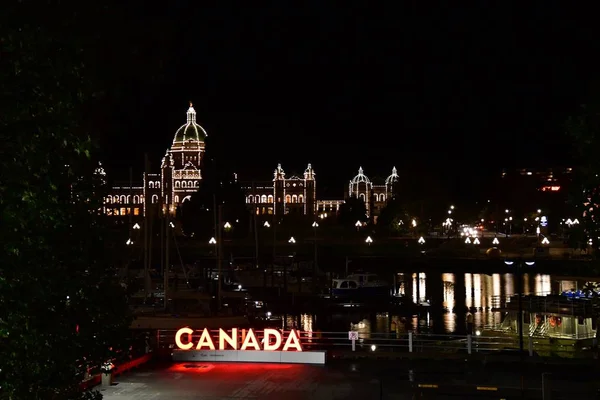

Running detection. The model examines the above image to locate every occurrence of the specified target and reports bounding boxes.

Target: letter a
[175,327,194,350]
[282,329,303,352]
[263,328,282,351]
[196,328,216,350]
[240,328,261,350]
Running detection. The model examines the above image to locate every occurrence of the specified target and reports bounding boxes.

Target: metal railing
[156,329,595,359]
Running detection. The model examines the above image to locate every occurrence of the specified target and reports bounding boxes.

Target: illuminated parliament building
[103,104,400,219]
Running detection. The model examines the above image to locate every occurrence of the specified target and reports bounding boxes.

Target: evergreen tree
[1,2,133,398]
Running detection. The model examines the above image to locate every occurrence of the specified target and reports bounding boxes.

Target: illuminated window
[261,195,267,203]
[156,182,161,189]
[182,181,187,188]
[134,208,140,216]
[174,195,180,203]
[298,195,304,203]
[286,195,291,203]
[267,195,273,203]
[175,181,180,188]
[120,207,126,215]
[292,195,298,203]
[149,182,154,189]
[268,207,273,214]
[255,195,260,203]
[152,194,158,204]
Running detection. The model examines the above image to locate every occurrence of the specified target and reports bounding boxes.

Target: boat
[331,273,390,298]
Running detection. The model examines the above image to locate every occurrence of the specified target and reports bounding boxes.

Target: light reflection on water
[290,272,565,334]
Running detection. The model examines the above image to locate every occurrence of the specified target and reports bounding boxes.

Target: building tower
[349,166,372,215]
[385,166,400,200]
[273,163,285,216]
[167,102,207,214]
[304,163,316,216]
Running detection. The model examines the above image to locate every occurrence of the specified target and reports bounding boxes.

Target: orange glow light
[174,328,303,352]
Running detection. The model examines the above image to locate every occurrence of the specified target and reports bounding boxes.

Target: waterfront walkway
[99,358,599,399]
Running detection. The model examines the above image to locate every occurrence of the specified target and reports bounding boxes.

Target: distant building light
[540,186,560,192]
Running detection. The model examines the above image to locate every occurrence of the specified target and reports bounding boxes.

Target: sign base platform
[172,349,326,365]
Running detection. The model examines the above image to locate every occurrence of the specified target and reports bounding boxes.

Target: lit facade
[104,104,206,218]
[103,103,401,219]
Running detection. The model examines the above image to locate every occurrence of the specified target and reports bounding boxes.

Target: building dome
[173,103,207,144]
[385,166,399,185]
[350,167,370,184]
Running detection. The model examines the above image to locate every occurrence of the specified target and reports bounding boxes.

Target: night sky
[97,2,600,200]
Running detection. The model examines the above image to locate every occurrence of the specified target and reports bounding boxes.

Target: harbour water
[280,272,584,335]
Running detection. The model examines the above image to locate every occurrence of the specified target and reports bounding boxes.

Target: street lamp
[312,222,319,271]
[504,259,535,357]
[264,221,270,228]
[209,237,217,244]
[288,237,296,244]
[492,237,500,245]
[365,236,373,245]
[224,222,232,229]
[418,236,425,244]
[133,223,141,230]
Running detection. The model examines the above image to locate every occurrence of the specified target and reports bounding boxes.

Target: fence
[156,329,594,359]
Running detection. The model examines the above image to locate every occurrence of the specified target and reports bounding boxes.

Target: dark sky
[98,2,600,199]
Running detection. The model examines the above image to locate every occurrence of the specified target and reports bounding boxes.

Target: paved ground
[99,359,600,399]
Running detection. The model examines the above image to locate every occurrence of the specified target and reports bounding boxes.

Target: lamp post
[504,259,535,358]
[312,222,318,276]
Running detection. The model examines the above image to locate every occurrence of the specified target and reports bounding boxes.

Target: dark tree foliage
[1,2,134,399]
[338,197,368,227]
[565,104,600,254]
[376,198,411,235]
[179,137,249,239]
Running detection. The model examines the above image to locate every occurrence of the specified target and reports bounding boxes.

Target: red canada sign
[175,328,303,352]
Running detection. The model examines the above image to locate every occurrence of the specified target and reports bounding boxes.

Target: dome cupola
[173,102,207,144]
[350,167,371,185]
[385,166,399,185]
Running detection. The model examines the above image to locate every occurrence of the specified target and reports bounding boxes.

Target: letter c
[175,327,194,350]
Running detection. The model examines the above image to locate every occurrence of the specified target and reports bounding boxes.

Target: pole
[143,155,150,298]
[518,261,524,357]
[128,167,133,239]
[164,201,169,311]
[254,211,259,269]
[217,205,223,311]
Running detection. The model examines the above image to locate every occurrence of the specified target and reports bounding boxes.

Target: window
[255,195,260,202]
[285,195,291,203]
[149,182,154,189]
[340,281,349,289]
[261,195,267,203]
[349,281,357,289]
[152,194,158,204]
[134,208,140,216]
[292,195,298,203]
[298,195,304,203]
[175,181,180,188]
[267,195,273,203]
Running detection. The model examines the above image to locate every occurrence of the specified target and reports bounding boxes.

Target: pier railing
[156,329,594,359]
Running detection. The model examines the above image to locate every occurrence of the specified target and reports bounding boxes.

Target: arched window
[292,195,298,203]
[247,196,252,203]
[152,194,158,204]
[174,195,180,203]
[120,195,126,203]
[254,195,260,203]
[298,195,304,203]
[149,182,154,189]
[181,181,187,188]
[156,182,161,189]
[261,195,267,203]
[133,195,139,204]
[380,194,386,201]
[107,195,113,204]
[194,181,199,187]
[267,195,273,203]
[285,195,291,203]
[175,181,180,188]
[359,193,365,201]
[126,195,131,203]
[188,181,193,188]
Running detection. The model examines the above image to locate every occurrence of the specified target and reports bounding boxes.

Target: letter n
[219,328,238,350]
